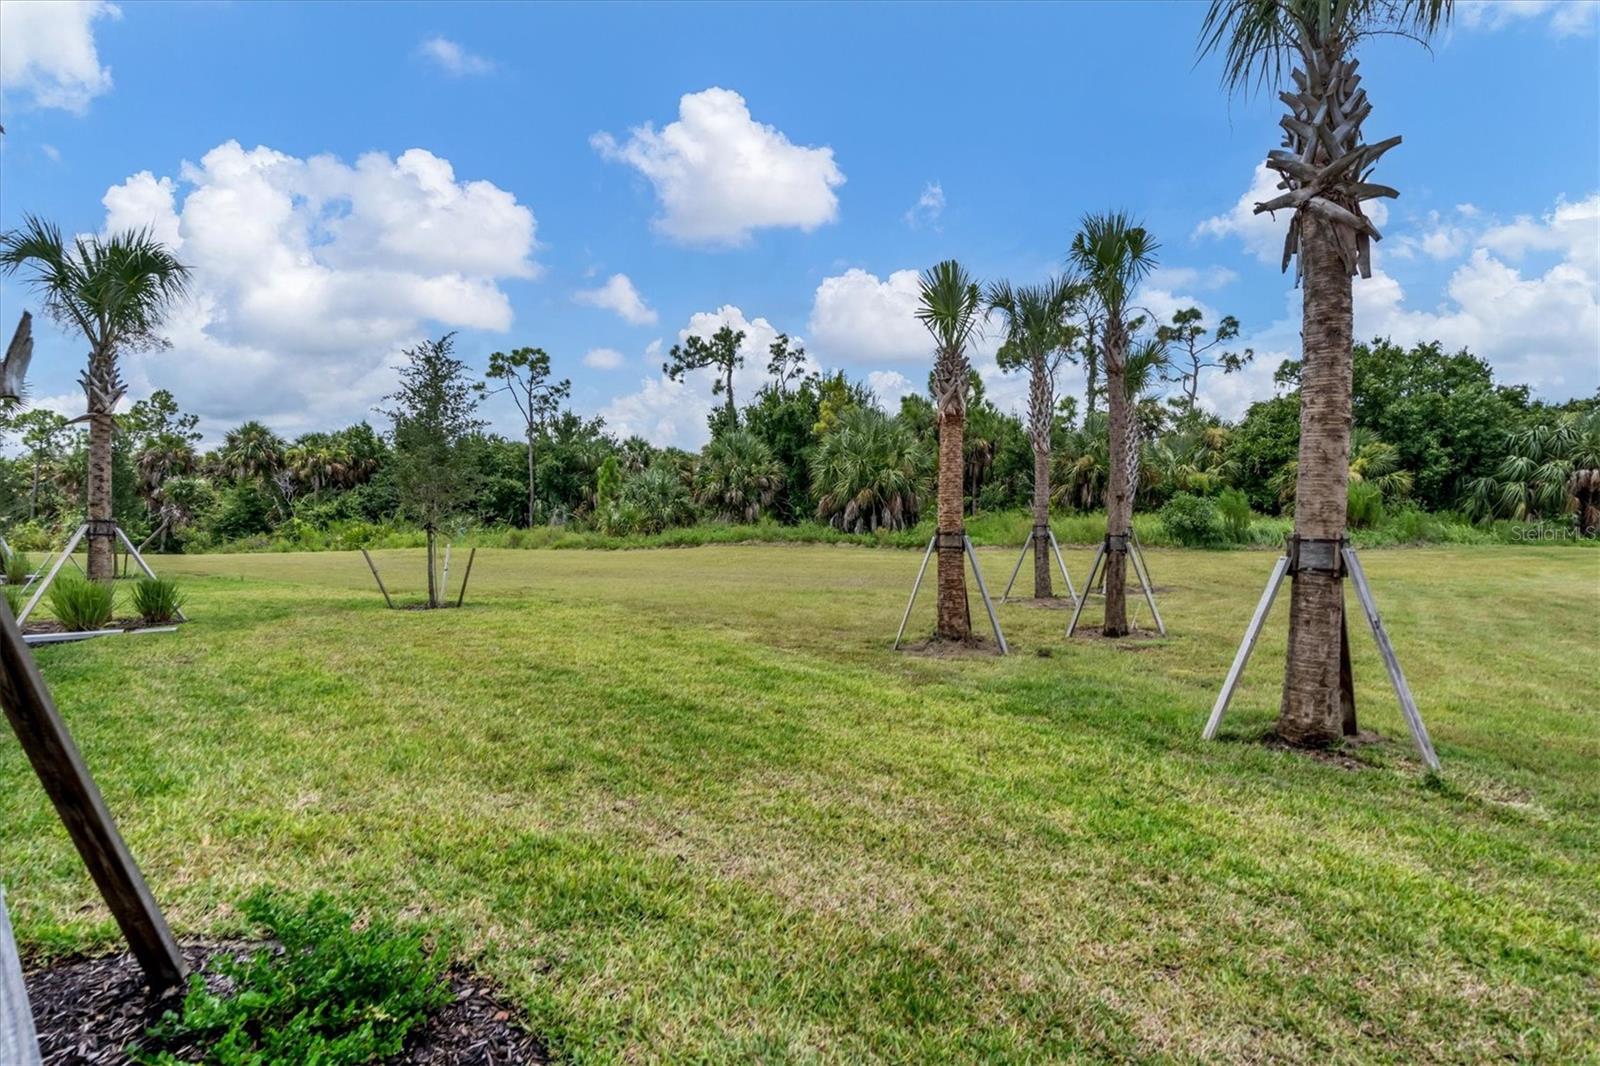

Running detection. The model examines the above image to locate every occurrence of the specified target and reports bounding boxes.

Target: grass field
[2,544,1597,1063]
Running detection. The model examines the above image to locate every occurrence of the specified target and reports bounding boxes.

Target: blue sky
[2,0,1596,447]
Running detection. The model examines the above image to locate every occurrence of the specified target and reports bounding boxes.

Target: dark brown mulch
[896,635,1004,659]
[23,942,545,1065]
[21,617,181,636]
[1262,729,1388,771]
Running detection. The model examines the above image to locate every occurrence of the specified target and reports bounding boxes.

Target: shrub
[134,890,451,1066]
[47,577,115,631]
[1159,492,1222,547]
[3,550,32,585]
[3,582,24,618]
[1215,489,1253,544]
[132,577,186,624]
[1347,480,1385,529]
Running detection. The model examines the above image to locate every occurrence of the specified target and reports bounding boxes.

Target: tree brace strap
[1105,533,1131,552]
[935,530,966,550]
[1032,524,1051,537]
[1286,535,1346,576]
[85,519,118,540]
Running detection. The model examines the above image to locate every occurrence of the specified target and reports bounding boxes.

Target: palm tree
[1069,212,1158,637]
[812,407,930,533]
[0,216,189,580]
[694,429,783,523]
[1463,412,1600,534]
[1201,0,1452,745]
[1053,412,1111,513]
[988,277,1081,598]
[217,421,285,484]
[916,260,985,642]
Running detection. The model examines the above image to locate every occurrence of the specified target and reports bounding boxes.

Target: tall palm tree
[0,216,189,579]
[916,260,985,642]
[1069,212,1158,637]
[1200,0,1452,746]
[987,277,1081,598]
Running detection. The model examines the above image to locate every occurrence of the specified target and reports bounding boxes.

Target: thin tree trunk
[1102,351,1131,637]
[30,460,40,520]
[425,526,438,609]
[1278,213,1354,747]
[526,429,536,528]
[936,409,969,640]
[1032,444,1053,598]
[86,413,114,581]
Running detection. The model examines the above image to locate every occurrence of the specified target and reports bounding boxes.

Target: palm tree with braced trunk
[1069,212,1158,637]
[1200,0,1452,747]
[916,260,985,642]
[987,277,1082,599]
[1,216,189,580]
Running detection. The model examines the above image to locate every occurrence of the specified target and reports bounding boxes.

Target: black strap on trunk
[1285,534,1347,576]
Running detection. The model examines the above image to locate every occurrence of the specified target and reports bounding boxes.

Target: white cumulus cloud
[583,347,625,370]
[0,0,119,113]
[1458,0,1598,36]
[903,181,945,229]
[96,140,539,436]
[1196,163,1388,265]
[808,268,928,364]
[573,273,657,325]
[417,36,494,76]
[592,87,844,246]
[601,305,817,448]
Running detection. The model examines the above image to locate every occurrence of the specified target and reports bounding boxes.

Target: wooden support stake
[18,524,86,625]
[455,548,477,609]
[1066,543,1106,637]
[1343,548,1440,771]
[1204,555,1288,740]
[0,599,185,992]
[360,549,395,609]
[998,532,1032,603]
[112,526,186,621]
[893,535,937,650]
[1046,529,1079,605]
[964,535,1008,656]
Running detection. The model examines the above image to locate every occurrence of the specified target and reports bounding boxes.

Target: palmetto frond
[1068,212,1158,326]
[1199,1,1453,281]
[918,260,984,418]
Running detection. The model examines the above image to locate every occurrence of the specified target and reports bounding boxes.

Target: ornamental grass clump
[47,575,114,631]
[132,576,186,624]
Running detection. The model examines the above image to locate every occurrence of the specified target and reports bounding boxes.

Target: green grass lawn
[3,544,1597,1063]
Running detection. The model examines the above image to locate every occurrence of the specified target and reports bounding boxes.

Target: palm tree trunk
[936,409,970,640]
[86,412,115,581]
[1102,355,1131,636]
[1279,213,1354,747]
[1031,443,1053,599]
[526,428,536,528]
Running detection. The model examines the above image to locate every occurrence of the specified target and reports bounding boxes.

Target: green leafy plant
[3,582,24,618]
[134,890,451,1066]
[47,576,115,631]
[132,576,186,624]
[1216,488,1252,544]
[3,550,31,586]
[1347,480,1385,530]
[1159,492,1222,547]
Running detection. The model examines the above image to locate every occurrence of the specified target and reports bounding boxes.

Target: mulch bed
[21,618,180,636]
[23,942,546,1065]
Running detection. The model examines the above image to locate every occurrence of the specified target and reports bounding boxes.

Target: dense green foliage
[2,337,1594,555]
[133,890,450,1066]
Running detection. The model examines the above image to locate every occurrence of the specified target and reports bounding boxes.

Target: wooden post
[998,531,1033,603]
[113,526,186,621]
[893,535,937,650]
[0,599,186,992]
[1204,555,1289,740]
[360,549,395,609]
[1342,548,1441,771]
[1066,543,1106,637]
[454,548,477,609]
[963,535,1008,655]
[18,524,87,625]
